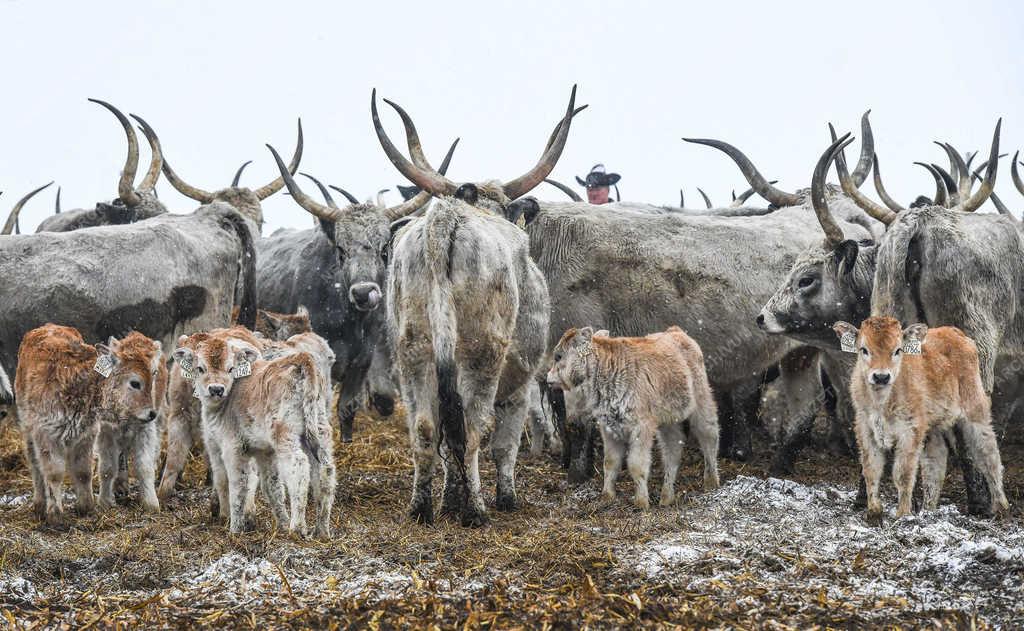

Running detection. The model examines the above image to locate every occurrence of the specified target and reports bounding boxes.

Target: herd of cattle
[1,86,1023,534]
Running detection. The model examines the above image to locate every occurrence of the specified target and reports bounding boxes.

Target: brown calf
[15,325,163,524]
[834,317,1009,521]
[547,326,719,509]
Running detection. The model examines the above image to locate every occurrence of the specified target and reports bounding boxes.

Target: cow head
[547,326,605,391]
[757,132,893,349]
[98,332,165,423]
[371,86,583,222]
[139,117,303,232]
[834,317,927,393]
[174,336,259,405]
[264,139,447,315]
[255,306,313,341]
[88,100,169,222]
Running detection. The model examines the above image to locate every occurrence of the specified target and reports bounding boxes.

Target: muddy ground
[0,408,1022,629]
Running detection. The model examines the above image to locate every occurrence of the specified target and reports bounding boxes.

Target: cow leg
[892,430,923,518]
[132,424,160,513]
[205,438,229,522]
[22,435,46,519]
[220,447,255,533]
[337,404,357,444]
[255,452,289,531]
[548,386,570,469]
[309,437,336,539]
[656,423,684,507]
[492,388,528,511]
[566,414,597,484]
[958,416,1009,516]
[34,433,68,525]
[690,401,721,491]
[158,408,194,500]
[96,429,120,510]
[407,390,439,525]
[717,389,752,461]
[283,444,311,536]
[69,434,96,517]
[920,431,949,511]
[854,414,886,524]
[951,424,993,516]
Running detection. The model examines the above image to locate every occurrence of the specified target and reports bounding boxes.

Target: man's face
[587,186,610,204]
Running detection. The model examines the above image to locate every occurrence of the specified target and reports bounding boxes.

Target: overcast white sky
[2,1,1022,233]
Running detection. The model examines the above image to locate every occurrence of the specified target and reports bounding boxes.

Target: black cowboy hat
[575,164,621,188]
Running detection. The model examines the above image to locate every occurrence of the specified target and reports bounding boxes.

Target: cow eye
[554,352,563,362]
[894,348,902,356]
[860,347,868,356]
[797,276,816,289]
[129,379,142,390]
[197,366,206,375]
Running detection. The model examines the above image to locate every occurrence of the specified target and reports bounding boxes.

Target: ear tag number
[93,354,115,378]
[232,360,252,379]
[840,332,857,353]
[902,340,922,355]
[178,356,195,380]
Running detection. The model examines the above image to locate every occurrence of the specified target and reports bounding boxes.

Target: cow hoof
[461,507,489,528]
[495,493,517,512]
[410,501,434,525]
[239,517,257,533]
[209,497,220,519]
[567,467,592,486]
[864,510,883,527]
[370,394,395,417]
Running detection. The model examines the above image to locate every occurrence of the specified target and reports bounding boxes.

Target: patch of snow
[0,576,38,601]
[0,494,30,509]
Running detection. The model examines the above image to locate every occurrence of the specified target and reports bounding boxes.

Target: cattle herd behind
[1,89,1024,626]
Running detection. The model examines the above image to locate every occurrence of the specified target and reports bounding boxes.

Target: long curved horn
[938,142,971,203]
[253,119,303,200]
[129,114,164,192]
[232,161,253,187]
[966,151,978,172]
[376,189,390,207]
[697,187,712,209]
[502,85,580,200]
[89,99,141,207]
[55,186,62,214]
[871,153,904,212]
[328,185,360,205]
[372,89,457,197]
[267,144,344,222]
[730,181,778,208]
[545,106,588,152]
[850,110,874,187]
[812,134,854,248]
[913,163,948,207]
[300,173,339,209]
[930,164,957,207]
[969,166,1011,216]
[544,179,583,202]
[682,137,802,207]
[1011,151,1024,198]
[2,182,53,235]
[834,134,896,224]
[959,119,1001,213]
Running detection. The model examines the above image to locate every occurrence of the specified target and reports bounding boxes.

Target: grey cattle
[255,138,448,441]
[0,361,12,425]
[757,124,1006,515]
[35,101,167,233]
[375,86,575,526]
[0,202,257,380]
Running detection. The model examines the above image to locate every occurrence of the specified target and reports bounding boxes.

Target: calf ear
[172,347,194,364]
[230,341,260,366]
[578,326,595,340]
[834,240,860,276]
[594,329,610,338]
[832,321,859,353]
[507,196,541,225]
[903,323,928,343]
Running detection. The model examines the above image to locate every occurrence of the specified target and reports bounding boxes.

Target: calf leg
[656,423,684,507]
[255,452,289,530]
[158,409,194,500]
[220,448,255,533]
[892,432,923,518]
[958,417,1010,515]
[34,434,68,525]
[599,424,626,502]
[689,404,721,491]
[855,416,886,523]
[492,389,528,511]
[204,436,230,521]
[69,436,96,517]
[132,429,160,513]
[96,430,120,510]
[22,435,46,519]
[626,425,655,510]
[919,431,949,510]
[280,444,311,535]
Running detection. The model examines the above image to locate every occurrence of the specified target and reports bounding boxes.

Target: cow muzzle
[349,282,382,311]
[755,309,786,334]
[208,384,227,399]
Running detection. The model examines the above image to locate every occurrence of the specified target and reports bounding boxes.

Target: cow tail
[224,210,258,329]
[424,204,468,495]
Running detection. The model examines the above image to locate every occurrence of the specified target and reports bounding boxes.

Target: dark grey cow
[0,203,257,381]
[375,86,576,526]
[35,100,168,233]
[512,118,881,481]
[757,124,1006,514]
[255,137,443,442]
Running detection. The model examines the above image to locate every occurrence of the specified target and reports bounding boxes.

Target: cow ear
[96,343,114,357]
[832,321,858,340]
[578,326,595,341]
[594,329,610,338]
[318,218,336,245]
[508,196,541,225]
[106,336,121,351]
[834,240,860,275]
[455,183,478,205]
[172,346,193,364]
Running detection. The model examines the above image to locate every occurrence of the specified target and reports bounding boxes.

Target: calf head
[255,306,313,341]
[547,327,604,391]
[98,332,165,423]
[833,317,927,392]
[174,337,260,405]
